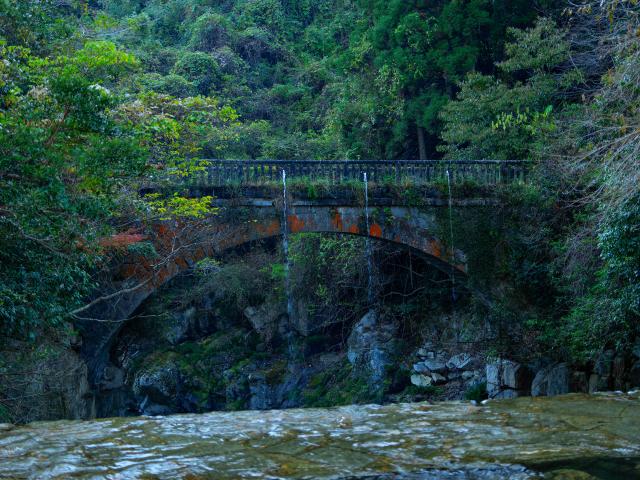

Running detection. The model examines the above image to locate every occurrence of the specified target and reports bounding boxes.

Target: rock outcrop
[486,359,531,399]
[347,311,398,389]
[531,363,570,397]
[409,346,484,397]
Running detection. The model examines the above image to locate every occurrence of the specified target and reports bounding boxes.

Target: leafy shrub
[464,382,488,402]
[188,13,233,52]
[136,73,197,97]
[171,51,221,95]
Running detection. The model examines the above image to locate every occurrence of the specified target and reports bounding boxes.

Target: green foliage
[464,382,488,402]
[301,360,370,407]
[189,13,232,52]
[69,41,139,81]
[204,262,271,315]
[93,0,554,160]
[117,93,240,173]
[0,40,147,340]
[0,10,241,342]
[3,0,639,383]
[289,233,367,316]
[439,19,573,160]
[171,52,221,95]
[561,197,640,359]
[498,18,570,74]
[136,73,197,97]
[144,193,216,219]
[0,0,81,54]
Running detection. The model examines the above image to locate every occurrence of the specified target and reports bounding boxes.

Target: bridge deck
[159,160,531,187]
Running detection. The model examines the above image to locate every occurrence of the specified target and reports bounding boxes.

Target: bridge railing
[162,160,531,187]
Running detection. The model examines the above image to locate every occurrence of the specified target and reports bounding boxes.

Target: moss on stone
[301,360,371,407]
[263,360,287,386]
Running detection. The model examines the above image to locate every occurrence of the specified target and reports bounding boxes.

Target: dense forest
[1,0,639,422]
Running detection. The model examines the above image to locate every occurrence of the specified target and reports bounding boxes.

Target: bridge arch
[80,159,525,386]
[79,201,467,384]
[213,205,466,272]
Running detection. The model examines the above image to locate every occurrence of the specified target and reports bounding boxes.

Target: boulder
[531,363,570,397]
[594,350,615,377]
[247,373,274,410]
[139,396,173,416]
[588,371,611,392]
[99,365,125,391]
[630,361,640,388]
[163,305,219,346]
[612,355,626,391]
[165,307,196,345]
[446,353,473,371]
[486,359,531,399]
[244,305,282,343]
[416,348,435,359]
[410,374,433,388]
[431,372,447,384]
[570,371,588,393]
[413,363,430,374]
[462,371,475,381]
[133,361,180,406]
[495,389,520,399]
[347,311,398,388]
[421,359,447,373]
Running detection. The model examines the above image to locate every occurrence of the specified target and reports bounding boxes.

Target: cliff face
[87,247,488,418]
[0,335,95,423]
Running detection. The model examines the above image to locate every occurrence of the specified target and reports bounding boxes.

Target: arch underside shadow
[221,231,467,283]
[79,205,467,384]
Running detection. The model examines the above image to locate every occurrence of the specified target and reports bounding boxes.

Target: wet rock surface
[1,393,638,479]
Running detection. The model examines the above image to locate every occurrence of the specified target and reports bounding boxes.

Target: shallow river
[1,393,639,479]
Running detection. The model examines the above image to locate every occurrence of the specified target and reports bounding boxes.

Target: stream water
[1,393,639,479]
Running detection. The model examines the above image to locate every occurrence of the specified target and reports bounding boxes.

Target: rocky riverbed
[1,392,639,479]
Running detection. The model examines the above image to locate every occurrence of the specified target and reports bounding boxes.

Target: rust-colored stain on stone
[331,212,343,231]
[256,219,281,237]
[288,215,306,233]
[369,223,383,238]
[155,267,172,286]
[430,239,442,259]
[176,257,188,269]
[348,224,359,234]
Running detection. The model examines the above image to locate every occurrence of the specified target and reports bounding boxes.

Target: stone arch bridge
[79,160,529,382]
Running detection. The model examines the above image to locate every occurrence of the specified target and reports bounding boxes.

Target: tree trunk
[417,125,427,160]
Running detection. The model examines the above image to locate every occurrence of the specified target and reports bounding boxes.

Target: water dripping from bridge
[364,172,374,306]
[281,170,294,323]
[446,169,457,303]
